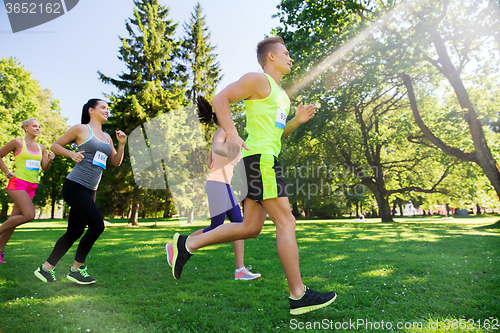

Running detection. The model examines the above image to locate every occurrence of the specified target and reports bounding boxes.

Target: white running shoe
[235,265,261,280]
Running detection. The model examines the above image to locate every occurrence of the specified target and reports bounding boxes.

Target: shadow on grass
[475,220,500,229]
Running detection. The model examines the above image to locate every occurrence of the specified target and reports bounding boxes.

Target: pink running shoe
[165,243,173,267]
[235,265,261,280]
[0,252,6,263]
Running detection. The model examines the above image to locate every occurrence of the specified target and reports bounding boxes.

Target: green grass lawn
[0,215,499,332]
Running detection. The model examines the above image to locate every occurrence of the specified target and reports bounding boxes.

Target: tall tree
[99,0,187,225]
[180,3,223,223]
[0,58,68,218]
[392,0,500,202]
[33,88,69,218]
[0,58,41,146]
[182,2,223,103]
[0,57,40,218]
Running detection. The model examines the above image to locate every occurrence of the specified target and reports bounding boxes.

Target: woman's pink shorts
[7,177,38,198]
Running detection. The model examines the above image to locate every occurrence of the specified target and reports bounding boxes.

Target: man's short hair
[257,36,285,68]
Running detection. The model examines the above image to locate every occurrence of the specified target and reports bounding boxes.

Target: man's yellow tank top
[14,139,42,184]
[242,73,290,158]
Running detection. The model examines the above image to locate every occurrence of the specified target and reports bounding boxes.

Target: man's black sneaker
[34,265,57,283]
[172,233,192,280]
[67,265,96,285]
[289,286,337,315]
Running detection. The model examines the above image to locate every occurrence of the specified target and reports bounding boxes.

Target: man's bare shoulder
[214,72,269,103]
[239,72,267,84]
[238,72,270,99]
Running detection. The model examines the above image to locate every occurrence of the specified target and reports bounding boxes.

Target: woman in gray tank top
[34,99,127,285]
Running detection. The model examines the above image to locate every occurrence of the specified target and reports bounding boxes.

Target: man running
[170,36,336,315]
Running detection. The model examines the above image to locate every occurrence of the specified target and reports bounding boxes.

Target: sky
[0,0,282,126]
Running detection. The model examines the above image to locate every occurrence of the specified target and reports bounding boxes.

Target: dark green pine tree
[179,3,223,223]
[98,0,187,225]
[182,2,223,103]
[100,0,186,128]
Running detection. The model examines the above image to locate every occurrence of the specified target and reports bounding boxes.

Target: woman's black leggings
[47,179,104,266]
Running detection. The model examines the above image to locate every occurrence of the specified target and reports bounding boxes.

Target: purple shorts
[7,177,38,198]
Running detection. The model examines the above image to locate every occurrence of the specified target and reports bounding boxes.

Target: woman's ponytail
[81,98,104,124]
[196,95,218,126]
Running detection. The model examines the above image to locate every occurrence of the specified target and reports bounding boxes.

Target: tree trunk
[401,28,500,202]
[292,200,300,217]
[403,71,500,201]
[187,207,194,224]
[0,203,8,219]
[128,189,140,226]
[303,201,310,218]
[448,77,500,202]
[51,196,56,219]
[476,203,481,215]
[162,196,171,218]
[127,202,133,219]
[154,191,158,226]
[365,182,393,222]
[129,201,139,226]
[378,198,392,222]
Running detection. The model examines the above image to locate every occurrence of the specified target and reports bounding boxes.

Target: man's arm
[281,102,316,138]
[212,73,269,159]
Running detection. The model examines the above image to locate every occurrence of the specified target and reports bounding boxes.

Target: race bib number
[26,160,40,171]
[92,151,108,169]
[275,108,287,129]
